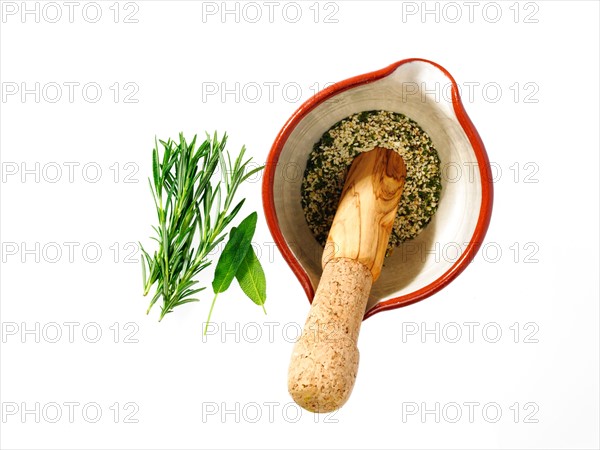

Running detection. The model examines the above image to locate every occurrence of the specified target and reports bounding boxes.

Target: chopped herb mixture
[301,110,442,253]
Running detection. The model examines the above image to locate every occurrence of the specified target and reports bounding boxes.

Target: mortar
[262,58,493,410]
[264,58,492,315]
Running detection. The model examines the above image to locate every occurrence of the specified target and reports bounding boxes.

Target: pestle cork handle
[288,148,406,413]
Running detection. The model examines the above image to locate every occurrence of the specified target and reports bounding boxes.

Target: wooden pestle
[288,147,406,413]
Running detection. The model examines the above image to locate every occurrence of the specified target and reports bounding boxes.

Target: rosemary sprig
[140,132,263,321]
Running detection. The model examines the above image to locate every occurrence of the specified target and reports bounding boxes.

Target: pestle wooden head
[322,147,406,281]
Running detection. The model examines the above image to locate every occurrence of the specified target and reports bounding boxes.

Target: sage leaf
[211,212,257,294]
[235,245,267,313]
[204,212,258,335]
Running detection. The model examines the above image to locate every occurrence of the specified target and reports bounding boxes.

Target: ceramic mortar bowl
[263,58,493,318]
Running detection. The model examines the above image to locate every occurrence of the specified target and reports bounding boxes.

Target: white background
[1,1,599,449]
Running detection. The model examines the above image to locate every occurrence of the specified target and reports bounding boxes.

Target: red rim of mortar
[262,58,494,320]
